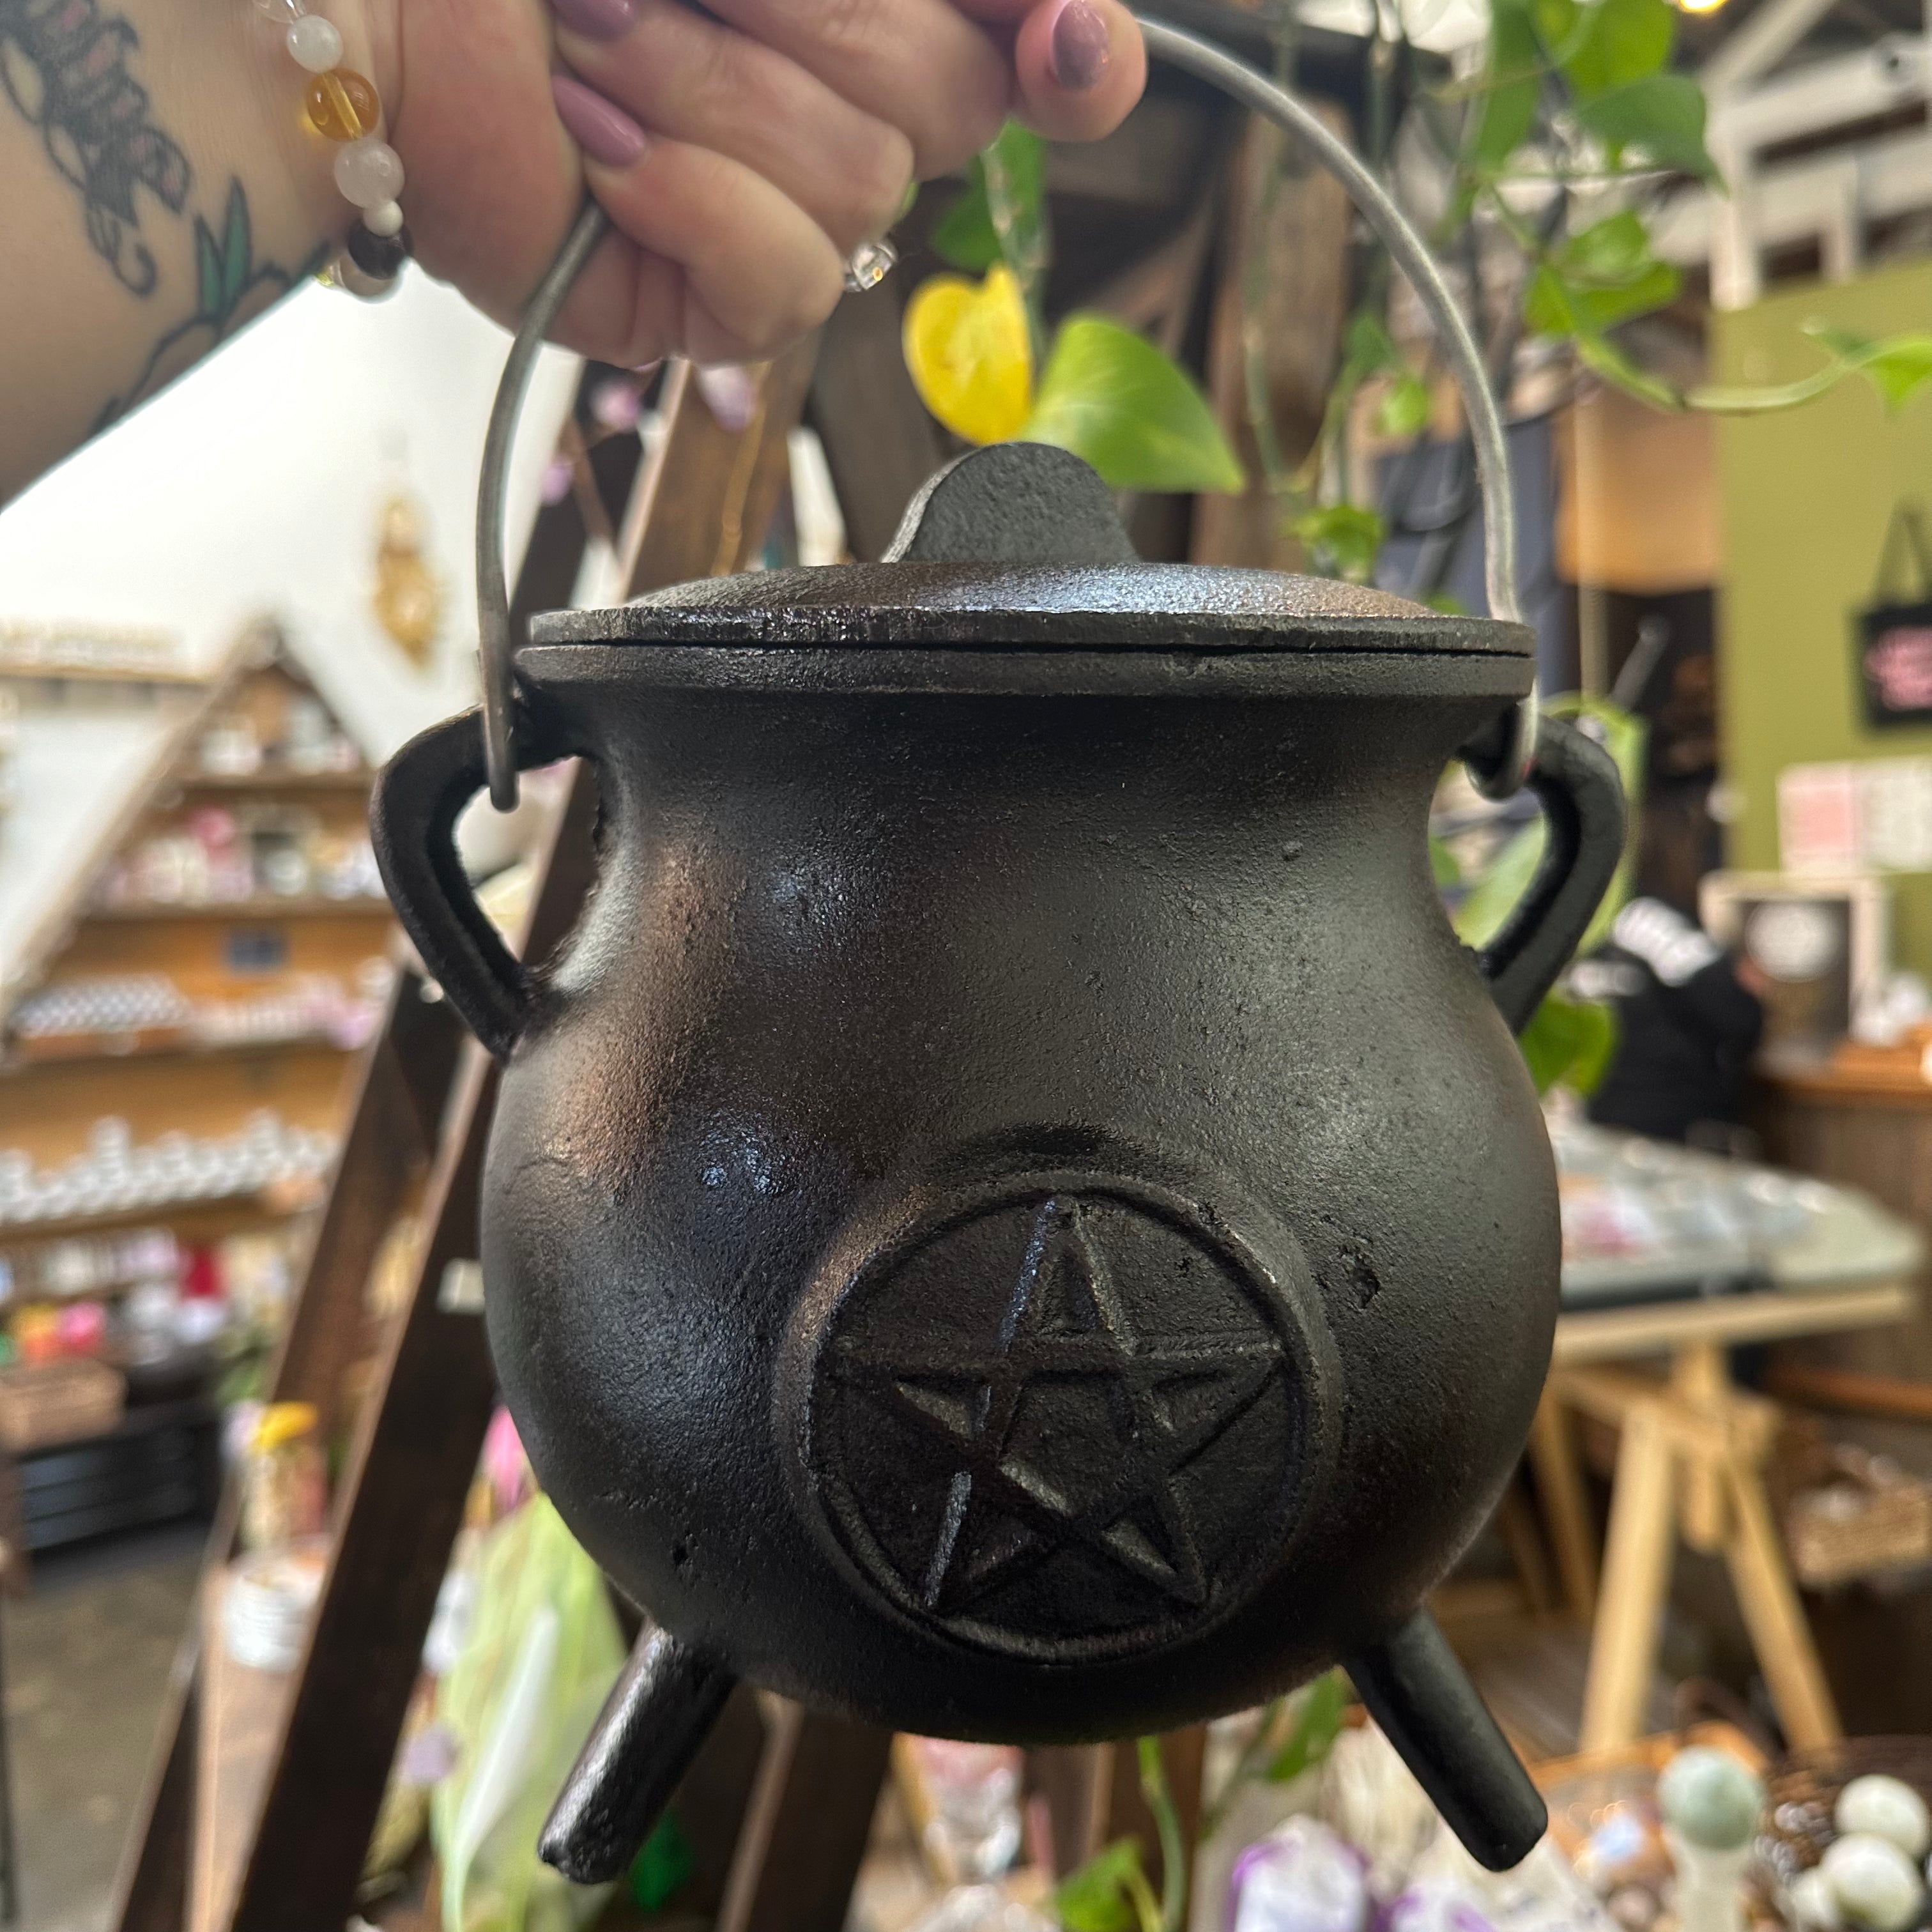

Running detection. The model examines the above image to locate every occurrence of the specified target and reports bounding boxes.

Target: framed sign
[1700,870,1889,1048]
[1855,505,1932,728]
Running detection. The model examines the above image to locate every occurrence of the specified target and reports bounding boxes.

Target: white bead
[365,198,404,237]
[251,0,303,22]
[285,15,341,68]
[333,137,404,209]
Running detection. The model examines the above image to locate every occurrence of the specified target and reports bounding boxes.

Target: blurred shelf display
[0,625,389,1552]
[86,896,390,921]
[178,768,373,794]
[0,619,201,685]
[1553,1108,1926,1310]
[0,1110,337,1230]
[9,963,390,1062]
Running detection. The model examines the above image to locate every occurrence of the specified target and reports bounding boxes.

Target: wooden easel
[1548,1340,1846,1755]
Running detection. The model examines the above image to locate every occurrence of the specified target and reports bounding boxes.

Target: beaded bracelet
[254,0,411,297]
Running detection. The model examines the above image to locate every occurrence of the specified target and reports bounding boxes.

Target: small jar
[241,1400,327,1552]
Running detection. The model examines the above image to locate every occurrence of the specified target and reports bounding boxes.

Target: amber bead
[303,69,379,141]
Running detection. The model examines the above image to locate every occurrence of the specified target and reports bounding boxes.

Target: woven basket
[0,1357,125,1452]
[1786,1449,1932,1590]
[1762,1737,1932,1890]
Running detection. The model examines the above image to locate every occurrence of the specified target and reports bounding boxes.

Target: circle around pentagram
[794,1179,1325,1664]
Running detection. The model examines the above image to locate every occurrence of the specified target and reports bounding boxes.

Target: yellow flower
[902,265,1034,445]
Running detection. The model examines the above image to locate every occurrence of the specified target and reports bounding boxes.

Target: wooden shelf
[0,659,208,689]
[174,768,373,795]
[85,896,392,923]
[2,1029,358,1071]
[0,1190,318,1249]
[14,1272,176,1302]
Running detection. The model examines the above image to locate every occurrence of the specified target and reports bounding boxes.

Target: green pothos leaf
[1344,308,1403,377]
[1292,503,1386,581]
[1558,209,1656,282]
[1809,325,1932,414]
[1054,1841,1156,1932]
[1468,0,1541,170]
[1522,264,1683,409]
[1561,0,1675,99]
[1573,73,1721,181]
[1023,316,1245,493]
[1529,0,1581,59]
[1526,255,1680,340]
[933,123,1050,302]
[931,185,1002,273]
[1265,1670,1349,1782]
[1377,372,1434,439]
[1519,991,1620,1095]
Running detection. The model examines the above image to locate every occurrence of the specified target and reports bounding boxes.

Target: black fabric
[1579,925,1763,1144]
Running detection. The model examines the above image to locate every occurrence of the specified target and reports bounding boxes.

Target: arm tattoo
[0,0,191,293]
[93,180,327,432]
[6,0,328,436]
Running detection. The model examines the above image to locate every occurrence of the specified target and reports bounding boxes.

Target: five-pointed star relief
[833,1196,1284,1618]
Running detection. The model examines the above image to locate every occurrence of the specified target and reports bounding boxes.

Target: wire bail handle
[474,15,1537,812]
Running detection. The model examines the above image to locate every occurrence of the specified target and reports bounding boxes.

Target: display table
[1531,1278,1918,1754]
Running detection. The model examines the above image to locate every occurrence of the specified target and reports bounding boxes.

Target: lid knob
[886,444,1140,569]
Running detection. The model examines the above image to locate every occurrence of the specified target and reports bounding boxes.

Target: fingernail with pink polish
[1050,0,1111,90]
[552,72,648,167]
[551,0,637,40]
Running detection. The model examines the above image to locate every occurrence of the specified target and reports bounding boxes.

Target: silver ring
[843,238,897,293]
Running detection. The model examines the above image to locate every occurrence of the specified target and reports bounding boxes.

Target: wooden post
[809,289,944,562]
[1722,1458,1841,1749]
[618,346,820,594]
[1578,1399,1677,1751]
[1527,1390,1599,1622]
[1191,103,1352,571]
[714,1705,892,1932]
[1673,1344,1732,1554]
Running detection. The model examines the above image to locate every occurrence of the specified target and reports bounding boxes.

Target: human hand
[349,0,1147,366]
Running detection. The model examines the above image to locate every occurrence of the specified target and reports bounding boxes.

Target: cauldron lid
[527,446,1530,660]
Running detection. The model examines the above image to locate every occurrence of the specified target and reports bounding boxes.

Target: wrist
[205,0,404,270]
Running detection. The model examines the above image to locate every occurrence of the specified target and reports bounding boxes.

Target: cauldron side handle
[539,1623,735,1884]
[371,707,546,1059]
[1346,1610,1547,1871]
[1470,714,1627,1034]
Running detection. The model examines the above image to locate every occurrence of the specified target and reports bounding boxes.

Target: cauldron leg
[1344,1609,1546,1871]
[539,1621,735,1883]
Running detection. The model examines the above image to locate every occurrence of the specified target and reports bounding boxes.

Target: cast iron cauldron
[372,442,1624,1885]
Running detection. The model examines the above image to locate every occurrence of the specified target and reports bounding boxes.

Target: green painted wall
[1713,261,1932,970]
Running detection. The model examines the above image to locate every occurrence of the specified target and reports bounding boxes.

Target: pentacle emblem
[796,1184,1319,1662]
